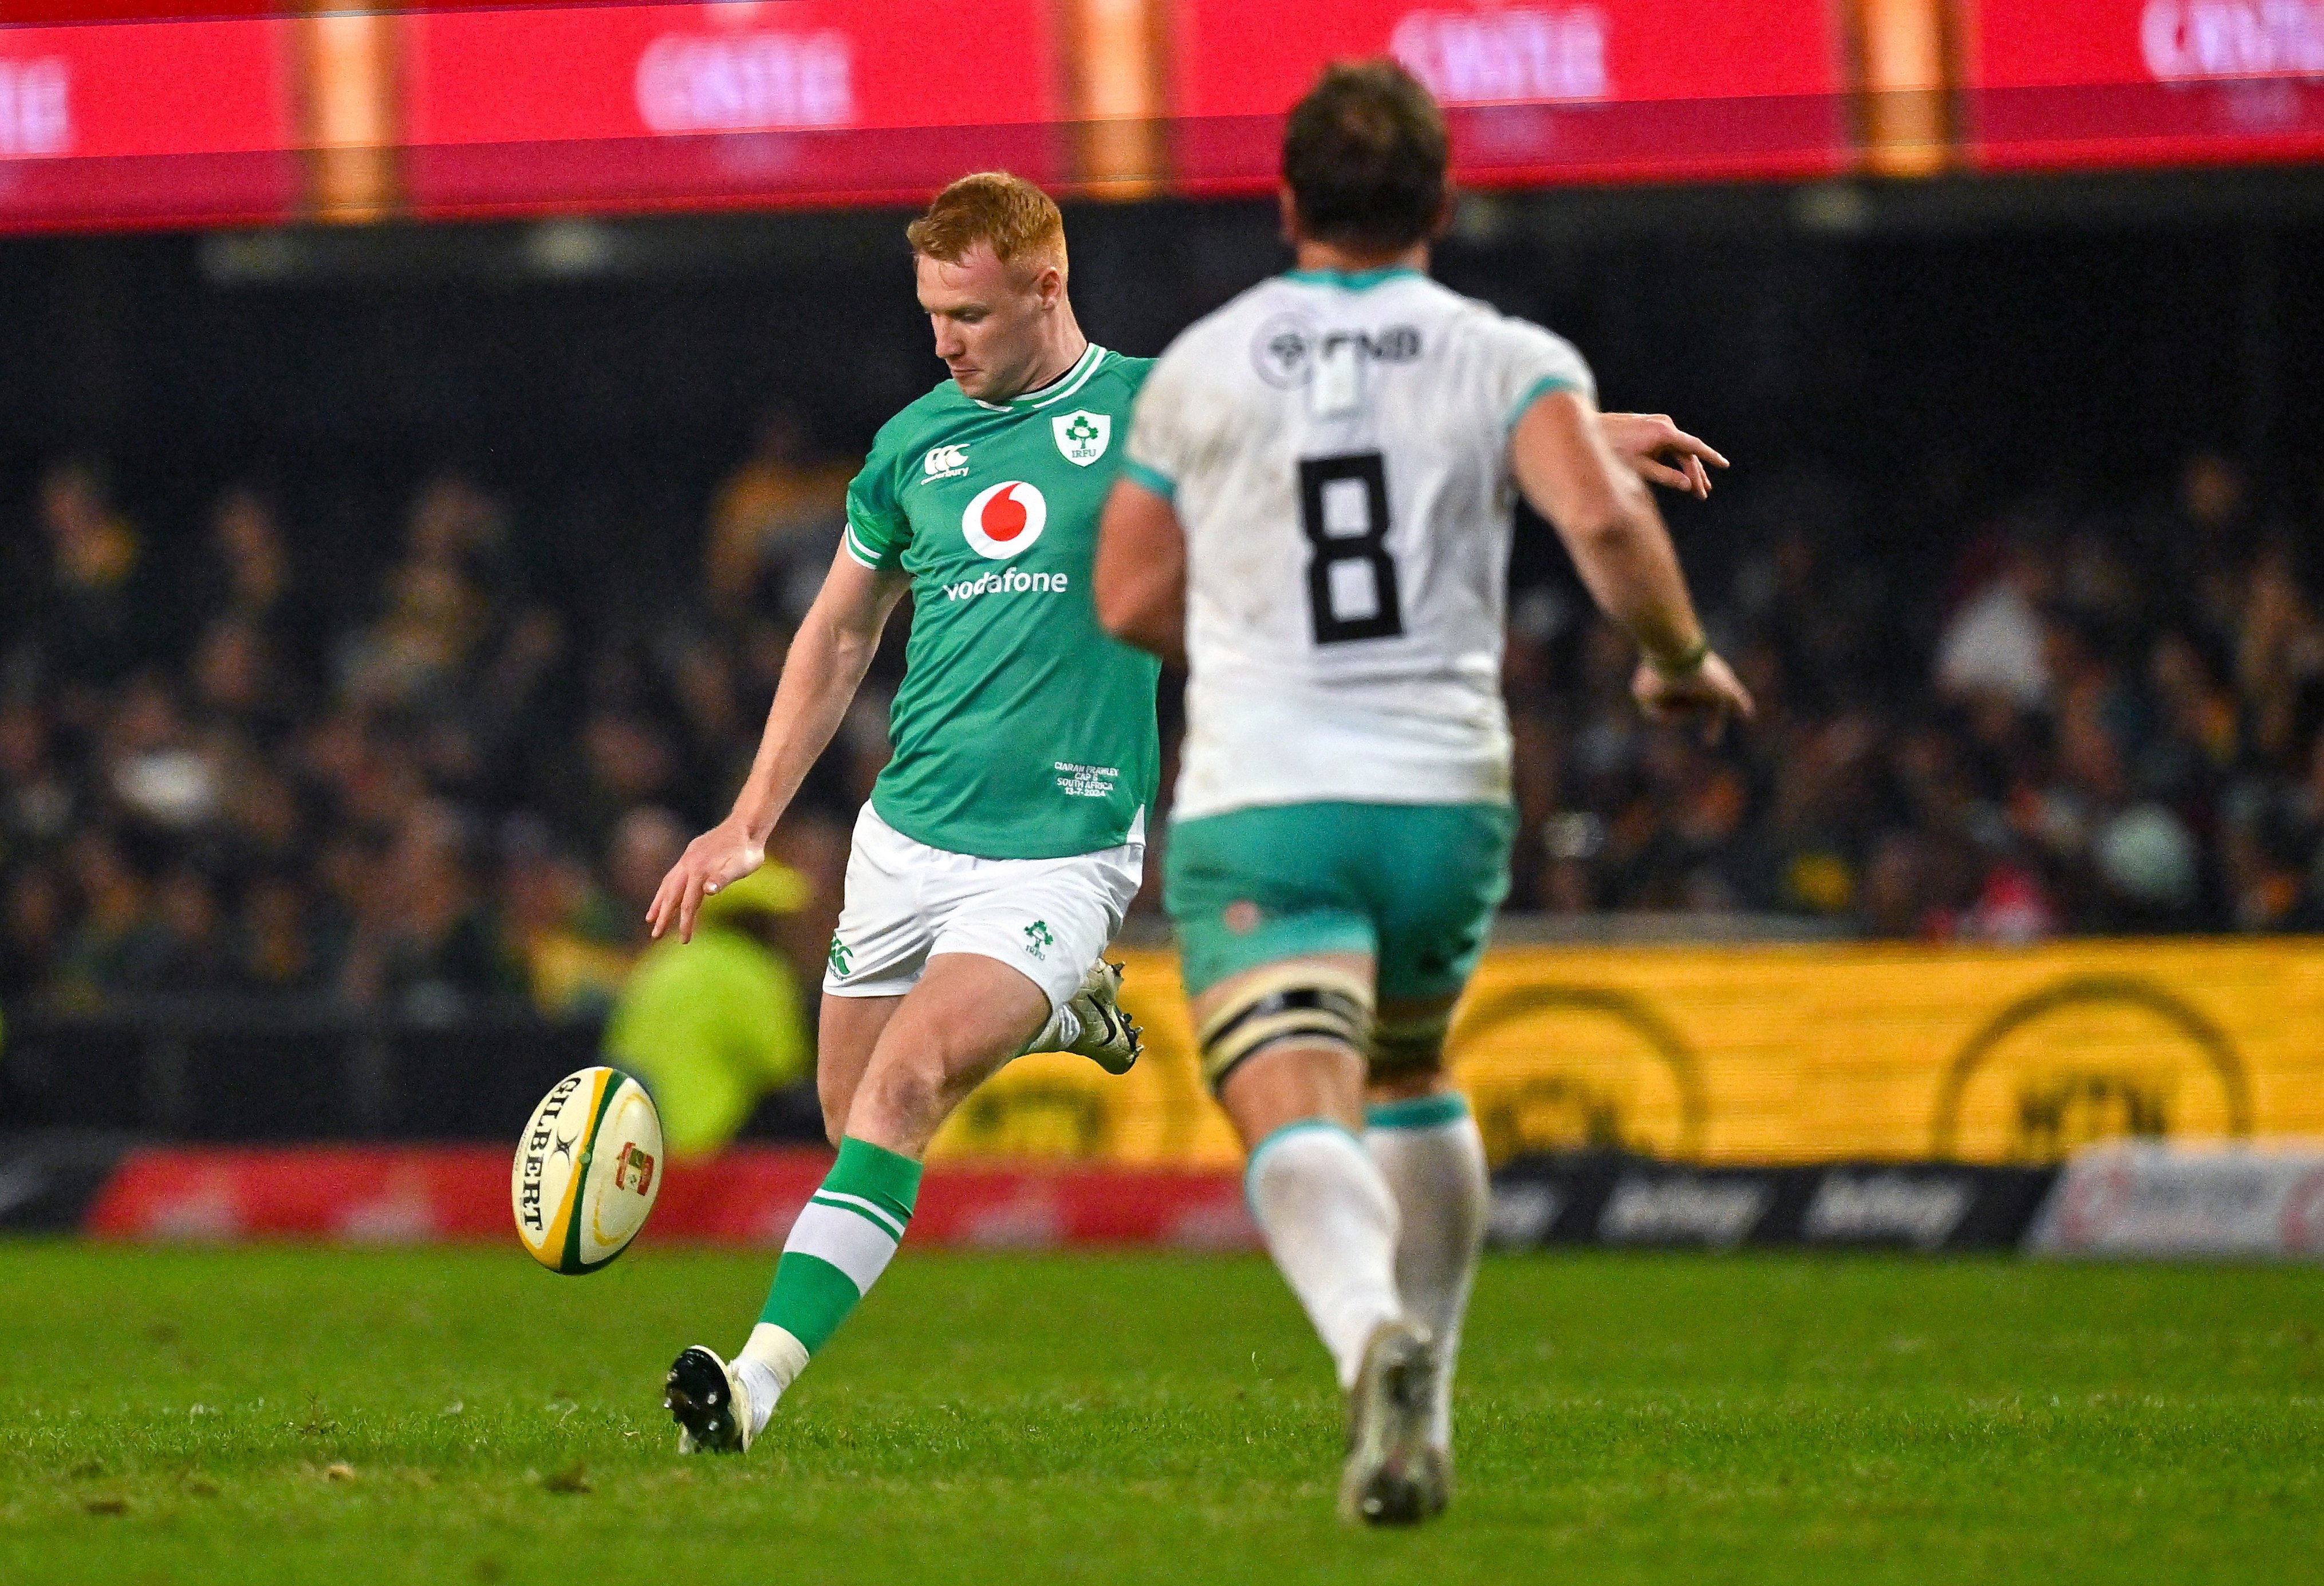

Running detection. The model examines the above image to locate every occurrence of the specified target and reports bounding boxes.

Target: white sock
[1021,1001,1082,1056]
[1244,1121,1405,1389]
[1366,1095,1489,1450]
[735,1323,810,1438]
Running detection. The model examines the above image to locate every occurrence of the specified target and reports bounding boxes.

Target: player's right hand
[1632,649,1756,744]
[647,819,766,944]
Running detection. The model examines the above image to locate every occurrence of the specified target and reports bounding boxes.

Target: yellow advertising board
[925,940,2324,1167]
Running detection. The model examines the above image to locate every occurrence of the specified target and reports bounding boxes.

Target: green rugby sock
[757,1136,923,1355]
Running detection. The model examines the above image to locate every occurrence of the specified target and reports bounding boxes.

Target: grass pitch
[0,1244,2318,1585]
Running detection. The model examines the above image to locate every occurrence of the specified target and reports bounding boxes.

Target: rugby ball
[511,1066,663,1274]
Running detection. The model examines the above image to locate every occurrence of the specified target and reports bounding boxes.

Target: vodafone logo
[962,481,1047,559]
[2141,0,2324,80]
[1390,7,1610,105]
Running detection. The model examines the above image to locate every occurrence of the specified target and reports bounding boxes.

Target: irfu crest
[1052,409,1111,467]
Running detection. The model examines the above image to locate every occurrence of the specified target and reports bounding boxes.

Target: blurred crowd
[0,417,861,1020]
[5,429,2322,1021]
[1504,450,2324,939]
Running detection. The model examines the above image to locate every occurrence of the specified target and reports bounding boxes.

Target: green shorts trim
[1165,800,1515,1004]
[1365,1092,1471,1131]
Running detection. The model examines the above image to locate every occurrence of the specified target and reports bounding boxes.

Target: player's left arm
[1093,476,1188,669]
[1600,413,1728,500]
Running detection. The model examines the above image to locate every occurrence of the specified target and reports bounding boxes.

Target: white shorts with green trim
[821,803,1145,1014]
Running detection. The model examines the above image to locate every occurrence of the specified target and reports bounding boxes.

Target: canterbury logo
[924,444,968,478]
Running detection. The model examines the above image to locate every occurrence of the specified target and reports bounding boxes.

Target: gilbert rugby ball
[511,1066,663,1274]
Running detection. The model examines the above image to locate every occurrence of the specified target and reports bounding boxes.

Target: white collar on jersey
[968,342,1107,413]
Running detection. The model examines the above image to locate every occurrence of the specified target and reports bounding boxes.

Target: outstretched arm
[647,544,908,942]
[1093,476,1188,669]
[1600,412,1729,499]
[1090,408,1728,676]
[1512,389,1754,737]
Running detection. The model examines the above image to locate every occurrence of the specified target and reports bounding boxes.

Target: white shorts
[821,803,1146,1013]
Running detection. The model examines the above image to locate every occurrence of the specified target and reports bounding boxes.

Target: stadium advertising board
[935,939,2324,1169]
[57,1141,2060,1252]
[400,0,1064,218]
[1963,0,2324,168]
[0,16,295,230]
[1487,1159,2059,1251]
[2027,1139,2324,1257]
[1168,0,1850,191]
[75,1145,1264,1250]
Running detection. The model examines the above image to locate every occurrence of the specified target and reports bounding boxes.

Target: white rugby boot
[1062,958,1142,1076]
[1338,1319,1447,1525]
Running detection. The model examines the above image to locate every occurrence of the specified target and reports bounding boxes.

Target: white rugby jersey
[1124,267,1594,820]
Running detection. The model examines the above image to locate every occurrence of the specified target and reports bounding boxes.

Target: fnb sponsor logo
[1390,6,1610,105]
[635,30,854,135]
[0,58,71,159]
[1322,326,1423,362]
[2142,0,2324,80]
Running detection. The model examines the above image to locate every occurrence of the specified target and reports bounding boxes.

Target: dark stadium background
[7,190,2324,1137]
[2,0,2323,1174]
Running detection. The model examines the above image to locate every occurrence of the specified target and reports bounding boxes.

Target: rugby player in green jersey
[648,167,1725,1459]
[649,173,1158,1453]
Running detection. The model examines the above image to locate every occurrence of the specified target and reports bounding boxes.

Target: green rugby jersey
[844,343,1161,860]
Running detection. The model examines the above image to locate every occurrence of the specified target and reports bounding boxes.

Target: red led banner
[1169,0,1850,191]
[401,0,1065,218]
[0,0,273,22]
[1965,0,2324,168]
[83,1145,1261,1250]
[0,17,296,229]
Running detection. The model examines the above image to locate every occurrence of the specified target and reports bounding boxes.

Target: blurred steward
[602,860,813,1158]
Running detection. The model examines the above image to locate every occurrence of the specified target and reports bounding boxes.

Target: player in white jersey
[1094,62,1751,1525]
